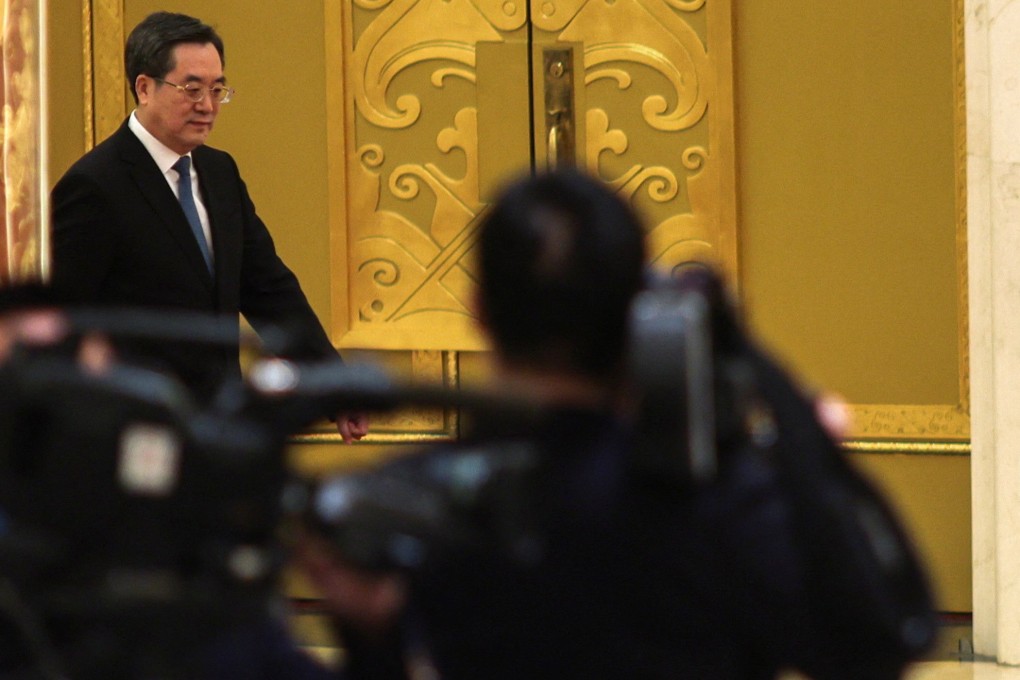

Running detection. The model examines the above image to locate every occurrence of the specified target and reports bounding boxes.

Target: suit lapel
[114,124,214,291]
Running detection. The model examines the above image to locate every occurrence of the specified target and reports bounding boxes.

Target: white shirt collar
[128,111,191,174]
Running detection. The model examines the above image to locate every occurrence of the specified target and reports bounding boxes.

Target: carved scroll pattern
[341,0,734,350]
[554,0,735,278]
[567,0,734,279]
[342,0,505,350]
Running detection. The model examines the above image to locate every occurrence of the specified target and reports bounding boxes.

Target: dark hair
[124,12,225,104]
[478,170,646,382]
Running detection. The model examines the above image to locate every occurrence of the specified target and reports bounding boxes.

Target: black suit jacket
[51,119,339,404]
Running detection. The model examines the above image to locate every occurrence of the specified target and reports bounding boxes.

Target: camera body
[0,353,286,679]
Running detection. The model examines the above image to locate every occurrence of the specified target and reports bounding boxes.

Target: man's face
[135,42,225,155]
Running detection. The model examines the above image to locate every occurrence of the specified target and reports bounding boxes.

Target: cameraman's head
[0,282,113,372]
[477,170,645,396]
[0,282,68,362]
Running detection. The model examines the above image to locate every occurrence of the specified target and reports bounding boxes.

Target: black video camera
[0,266,938,676]
[0,308,437,679]
[0,349,290,679]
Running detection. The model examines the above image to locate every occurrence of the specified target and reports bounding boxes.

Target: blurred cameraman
[0,282,117,676]
[298,169,932,679]
[0,283,113,373]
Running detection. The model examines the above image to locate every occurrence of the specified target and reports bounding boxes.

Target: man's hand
[814,392,851,441]
[335,411,370,443]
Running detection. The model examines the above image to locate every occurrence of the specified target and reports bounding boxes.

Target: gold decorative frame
[82,0,125,151]
[843,0,969,455]
[846,441,970,455]
[328,0,738,351]
[291,350,459,444]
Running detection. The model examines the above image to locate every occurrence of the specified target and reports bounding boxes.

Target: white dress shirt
[128,111,214,256]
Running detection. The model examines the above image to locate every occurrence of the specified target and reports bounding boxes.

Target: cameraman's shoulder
[381,435,528,474]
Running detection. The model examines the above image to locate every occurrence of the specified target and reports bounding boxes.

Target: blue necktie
[173,156,213,273]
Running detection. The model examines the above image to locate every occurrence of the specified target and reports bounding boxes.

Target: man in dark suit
[50,11,367,441]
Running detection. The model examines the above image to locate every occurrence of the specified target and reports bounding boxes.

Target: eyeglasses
[154,77,235,104]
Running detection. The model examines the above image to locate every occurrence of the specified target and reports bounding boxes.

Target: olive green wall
[45,1,968,609]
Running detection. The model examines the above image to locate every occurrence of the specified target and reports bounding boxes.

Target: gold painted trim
[290,432,456,445]
[843,440,970,456]
[289,351,461,445]
[82,0,94,149]
[324,0,350,344]
[34,0,51,280]
[844,0,969,447]
[953,0,969,415]
[85,0,126,148]
[848,403,969,442]
[711,0,739,285]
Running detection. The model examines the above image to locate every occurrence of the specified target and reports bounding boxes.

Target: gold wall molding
[82,0,93,147]
[844,0,968,449]
[82,0,125,150]
[326,0,966,449]
[953,0,969,416]
[843,440,970,456]
[289,350,460,444]
[848,404,969,442]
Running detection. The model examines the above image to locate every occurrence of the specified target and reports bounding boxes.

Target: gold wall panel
[330,0,737,351]
[82,0,125,150]
[736,0,967,449]
[291,350,459,444]
[842,0,968,449]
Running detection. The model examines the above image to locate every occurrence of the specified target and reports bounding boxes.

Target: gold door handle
[544,48,575,171]
[548,122,559,170]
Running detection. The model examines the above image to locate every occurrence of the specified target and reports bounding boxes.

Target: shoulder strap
[747,342,938,661]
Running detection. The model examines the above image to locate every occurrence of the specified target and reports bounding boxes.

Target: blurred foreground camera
[0,353,285,679]
[0,267,937,677]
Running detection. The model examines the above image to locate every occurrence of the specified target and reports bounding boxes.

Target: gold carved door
[329,0,737,353]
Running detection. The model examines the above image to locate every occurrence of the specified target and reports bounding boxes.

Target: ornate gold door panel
[328,0,736,351]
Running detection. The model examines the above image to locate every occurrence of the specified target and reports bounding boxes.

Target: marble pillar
[968,0,1020,664]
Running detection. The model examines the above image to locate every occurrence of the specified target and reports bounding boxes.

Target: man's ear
[135,75,151,105]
